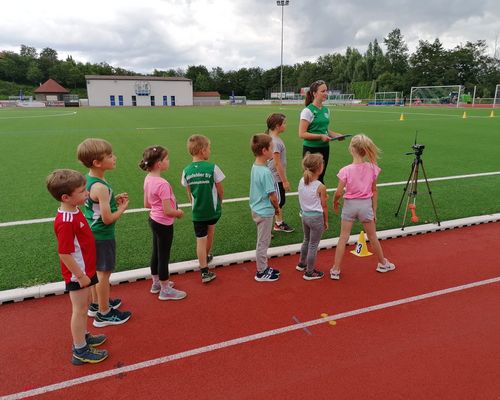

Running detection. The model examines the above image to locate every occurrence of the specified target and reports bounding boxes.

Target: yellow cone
[490,110,495,118]
[399,113,405,121]
[350,231,373,257]
[462,111,467,119]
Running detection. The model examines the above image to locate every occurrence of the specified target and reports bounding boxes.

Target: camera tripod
[394,150,440,230]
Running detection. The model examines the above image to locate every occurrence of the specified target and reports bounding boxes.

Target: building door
[110,95,115,106]
[171,96,176,106]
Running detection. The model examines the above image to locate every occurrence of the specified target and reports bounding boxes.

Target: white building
[85,75,193,107]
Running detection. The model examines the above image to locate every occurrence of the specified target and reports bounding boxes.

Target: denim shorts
[341,198,374,222]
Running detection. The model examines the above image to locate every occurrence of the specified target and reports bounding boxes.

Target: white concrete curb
[1,213,499,304]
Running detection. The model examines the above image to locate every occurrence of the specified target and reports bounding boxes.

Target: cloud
[0,0,499,73]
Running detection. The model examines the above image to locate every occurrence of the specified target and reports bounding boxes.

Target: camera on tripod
[406,143,425,157]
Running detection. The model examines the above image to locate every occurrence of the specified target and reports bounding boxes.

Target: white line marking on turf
[2,171,500,228]
[136,123,262,130]
[3,276,499,400]
[0,111,77,120]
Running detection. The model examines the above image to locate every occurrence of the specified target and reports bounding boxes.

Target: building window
[118,95,124,106]
[163,95,168,106]
[110,95,115,106]
[171,96,176,106]
[132,96,137,107]
[150,96,155,106]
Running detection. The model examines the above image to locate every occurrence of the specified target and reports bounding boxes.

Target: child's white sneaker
[330,267,341,280]
[376,259,396,273]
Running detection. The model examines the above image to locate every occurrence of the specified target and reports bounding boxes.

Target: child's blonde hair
[349,134,380,164]
[250,134,272,156]
[302,153,324,185]
[77,138,113,168]
[187,134,210,156]
[46,169,86,201]
[266,113,286,133]
[139,145,168,171]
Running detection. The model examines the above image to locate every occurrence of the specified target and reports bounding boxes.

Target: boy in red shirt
[47,169,108,365]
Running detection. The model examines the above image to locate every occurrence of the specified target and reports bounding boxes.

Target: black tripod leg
[401,161,418,230]
[395,160,417,217]
[419,161,441,226]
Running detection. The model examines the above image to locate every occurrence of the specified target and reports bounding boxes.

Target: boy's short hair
[77,138,113,168]
[251,134,272,156]
[46,169,86,201]
[187,134,210,156]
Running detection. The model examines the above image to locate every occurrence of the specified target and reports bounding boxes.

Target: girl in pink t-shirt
[330,134,396,280]
[140,146,186,300]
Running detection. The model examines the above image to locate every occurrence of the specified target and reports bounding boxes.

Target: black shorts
[95,239,116,272]
[276,181,286,208]
[65,273,98,291]
[193,218,219,238]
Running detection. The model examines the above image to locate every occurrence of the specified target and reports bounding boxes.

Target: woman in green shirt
[299,80,344,183]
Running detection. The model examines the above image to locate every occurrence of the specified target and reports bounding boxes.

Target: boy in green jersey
[77,138,132,327]
[181,134,225,283]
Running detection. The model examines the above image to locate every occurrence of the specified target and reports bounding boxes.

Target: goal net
[326,93,354,106]
[494,84,500,108]
[230,95,247,105]
[410,85,463,108]
[373,92,403,106]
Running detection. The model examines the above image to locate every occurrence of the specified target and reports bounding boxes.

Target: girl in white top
[330,134,396,280]
[296,153,329,280]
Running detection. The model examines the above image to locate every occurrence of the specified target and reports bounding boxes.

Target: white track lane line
[2,171,500,228]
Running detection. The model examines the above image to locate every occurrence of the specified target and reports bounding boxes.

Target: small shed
[193,91,221,106]
[33,79,69,102]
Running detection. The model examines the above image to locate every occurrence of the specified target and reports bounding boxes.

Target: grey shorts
[95,239,116,272]
[341,198,374,222]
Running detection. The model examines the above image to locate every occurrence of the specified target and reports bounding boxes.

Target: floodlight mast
[277,0,289,105]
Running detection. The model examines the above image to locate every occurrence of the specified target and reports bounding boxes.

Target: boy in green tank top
[77,139,132,327]
[181,134,225,283]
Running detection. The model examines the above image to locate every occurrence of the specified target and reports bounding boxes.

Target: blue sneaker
[71,345,108,365]
[255,267,279,282]
[93,308,131,327]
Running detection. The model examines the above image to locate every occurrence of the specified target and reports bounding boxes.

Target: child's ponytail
[302,153,324,185]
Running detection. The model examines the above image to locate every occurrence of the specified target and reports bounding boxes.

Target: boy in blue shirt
[249,134,281,282]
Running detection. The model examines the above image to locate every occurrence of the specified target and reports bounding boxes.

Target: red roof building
[34,79,69,102]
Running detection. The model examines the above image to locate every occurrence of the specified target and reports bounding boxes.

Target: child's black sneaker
[303,269,324,281]
[87,298,121,317]
[296,263,306,272]
[255,267,279,282]
[85,332,107,347]
[93,308,131,327]
[273,222,294,233]
[201,270,216,283]
[71,345,108,365]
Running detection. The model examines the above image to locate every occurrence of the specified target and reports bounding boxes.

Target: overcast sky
[1,0,499,73]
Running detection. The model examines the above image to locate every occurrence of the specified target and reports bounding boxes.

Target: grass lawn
[0,105,499,290]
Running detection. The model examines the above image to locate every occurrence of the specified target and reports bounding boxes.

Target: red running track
[1,222,500,399]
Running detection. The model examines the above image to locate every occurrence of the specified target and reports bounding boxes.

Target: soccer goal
[230,95,247,105]
[373,92,403,106]
[326,93,354,106]
[494,84,500,108]
[409,85,463,108]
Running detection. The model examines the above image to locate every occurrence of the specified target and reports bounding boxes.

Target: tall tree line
[1,29,499,99]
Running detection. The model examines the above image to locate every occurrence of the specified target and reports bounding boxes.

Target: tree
[20,45,37,59]
[38,47,59,80]
[409,39,448,86]
[383,28,409,75]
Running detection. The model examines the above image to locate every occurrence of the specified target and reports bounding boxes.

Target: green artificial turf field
[0,105,499,290]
